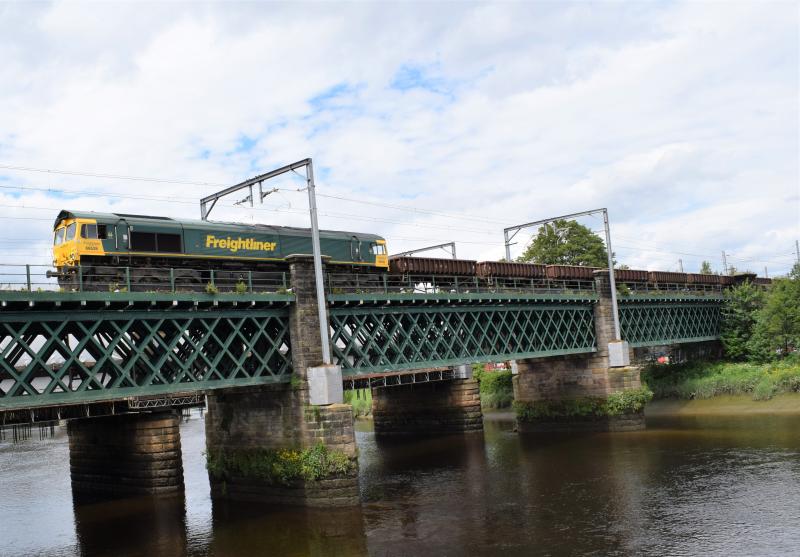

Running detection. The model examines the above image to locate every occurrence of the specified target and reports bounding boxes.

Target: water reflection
[73,494,188,557]
[1,410,799,556]
[205,501,368,557]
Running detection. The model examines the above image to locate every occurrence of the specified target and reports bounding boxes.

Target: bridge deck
[0,288,722,415]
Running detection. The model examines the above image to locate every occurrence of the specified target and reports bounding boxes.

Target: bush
[603,387,653,415]
[234,280,248,294]
[475,368,514,409]
[205,282,219,295]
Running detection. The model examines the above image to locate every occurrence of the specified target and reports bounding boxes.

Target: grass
[642,355,800,401]
[344,388,372,417]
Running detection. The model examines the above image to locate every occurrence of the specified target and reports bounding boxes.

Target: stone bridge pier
[371,373,483,436]
[513,273,646,432]
[204,255,359,507]
[68,410,184,498]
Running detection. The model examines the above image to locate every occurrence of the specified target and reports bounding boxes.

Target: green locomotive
[52,210,389,290]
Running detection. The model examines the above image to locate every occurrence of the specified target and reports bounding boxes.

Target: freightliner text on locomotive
[51,210,389,290]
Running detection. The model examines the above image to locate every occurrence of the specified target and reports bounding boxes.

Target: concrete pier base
[67,411,184,497]
[205,385,359,507]
[372,378,483,435]
[513,355,646,432]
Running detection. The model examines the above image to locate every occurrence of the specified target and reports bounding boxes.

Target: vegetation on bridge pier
[206,443,355,486]
[512,387,653,421]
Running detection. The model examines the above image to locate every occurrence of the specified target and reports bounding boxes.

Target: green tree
[749,264,800,360]
[518,219,608,267]
[720,280,765,360]
[700,261,713,274]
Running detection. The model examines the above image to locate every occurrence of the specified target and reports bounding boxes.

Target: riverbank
[642,357,800,401]
[646,393,800,416]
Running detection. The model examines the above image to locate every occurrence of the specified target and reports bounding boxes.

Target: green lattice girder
[619,299,722,347]
[0,308,292,410]
[329,302,597,375]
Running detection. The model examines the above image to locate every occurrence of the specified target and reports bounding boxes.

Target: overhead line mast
[199,158,332,365]
[504,208,627,366]
[391,242,457,259]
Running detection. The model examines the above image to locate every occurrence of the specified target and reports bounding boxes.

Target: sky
[0,1,798,277]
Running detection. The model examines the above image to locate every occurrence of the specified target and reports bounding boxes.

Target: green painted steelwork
[619,298,722,347]
[0,286,727,412]
[0,296,292,410]
[329,298,597,375]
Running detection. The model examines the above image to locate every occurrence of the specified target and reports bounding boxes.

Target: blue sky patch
[230,134,257,155]
[309,82,359,111]
[390,63,453,96]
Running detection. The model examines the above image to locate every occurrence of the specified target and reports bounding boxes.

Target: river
[1,408,799,556]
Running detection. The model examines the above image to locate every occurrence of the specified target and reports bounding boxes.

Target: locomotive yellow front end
[374,239,389,268]
[52,216,105,269]
[53,218,78,268]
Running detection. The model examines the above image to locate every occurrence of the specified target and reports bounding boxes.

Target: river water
[1,409,799,556]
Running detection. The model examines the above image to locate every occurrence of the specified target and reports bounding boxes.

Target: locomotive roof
[54,210,385,241]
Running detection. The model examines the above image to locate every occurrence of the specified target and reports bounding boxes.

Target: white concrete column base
[608,340,631,367]
[308,365,344,405]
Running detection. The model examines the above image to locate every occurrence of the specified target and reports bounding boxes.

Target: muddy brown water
[1,407,799,556]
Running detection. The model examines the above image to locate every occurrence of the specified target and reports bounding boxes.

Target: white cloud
[0,1,797,277]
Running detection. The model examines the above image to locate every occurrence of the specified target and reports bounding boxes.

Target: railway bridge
[0,256,726,506]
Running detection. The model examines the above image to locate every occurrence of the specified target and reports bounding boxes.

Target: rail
[326,273,597,296]
[617,281,724,298]
[0,263,288,294]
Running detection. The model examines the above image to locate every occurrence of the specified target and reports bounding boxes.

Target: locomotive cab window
[54,227,65,245]
[65,223,76,241]
[80,224,98,239]
[371,243,386,255]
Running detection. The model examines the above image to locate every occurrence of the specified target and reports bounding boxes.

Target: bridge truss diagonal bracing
[329,298,597,375]
[619,299,722,347]
[0,303,293,411]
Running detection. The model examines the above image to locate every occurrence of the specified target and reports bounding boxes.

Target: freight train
[387,256,769,287]
[51,210,388,290]
[50,209,769,291]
